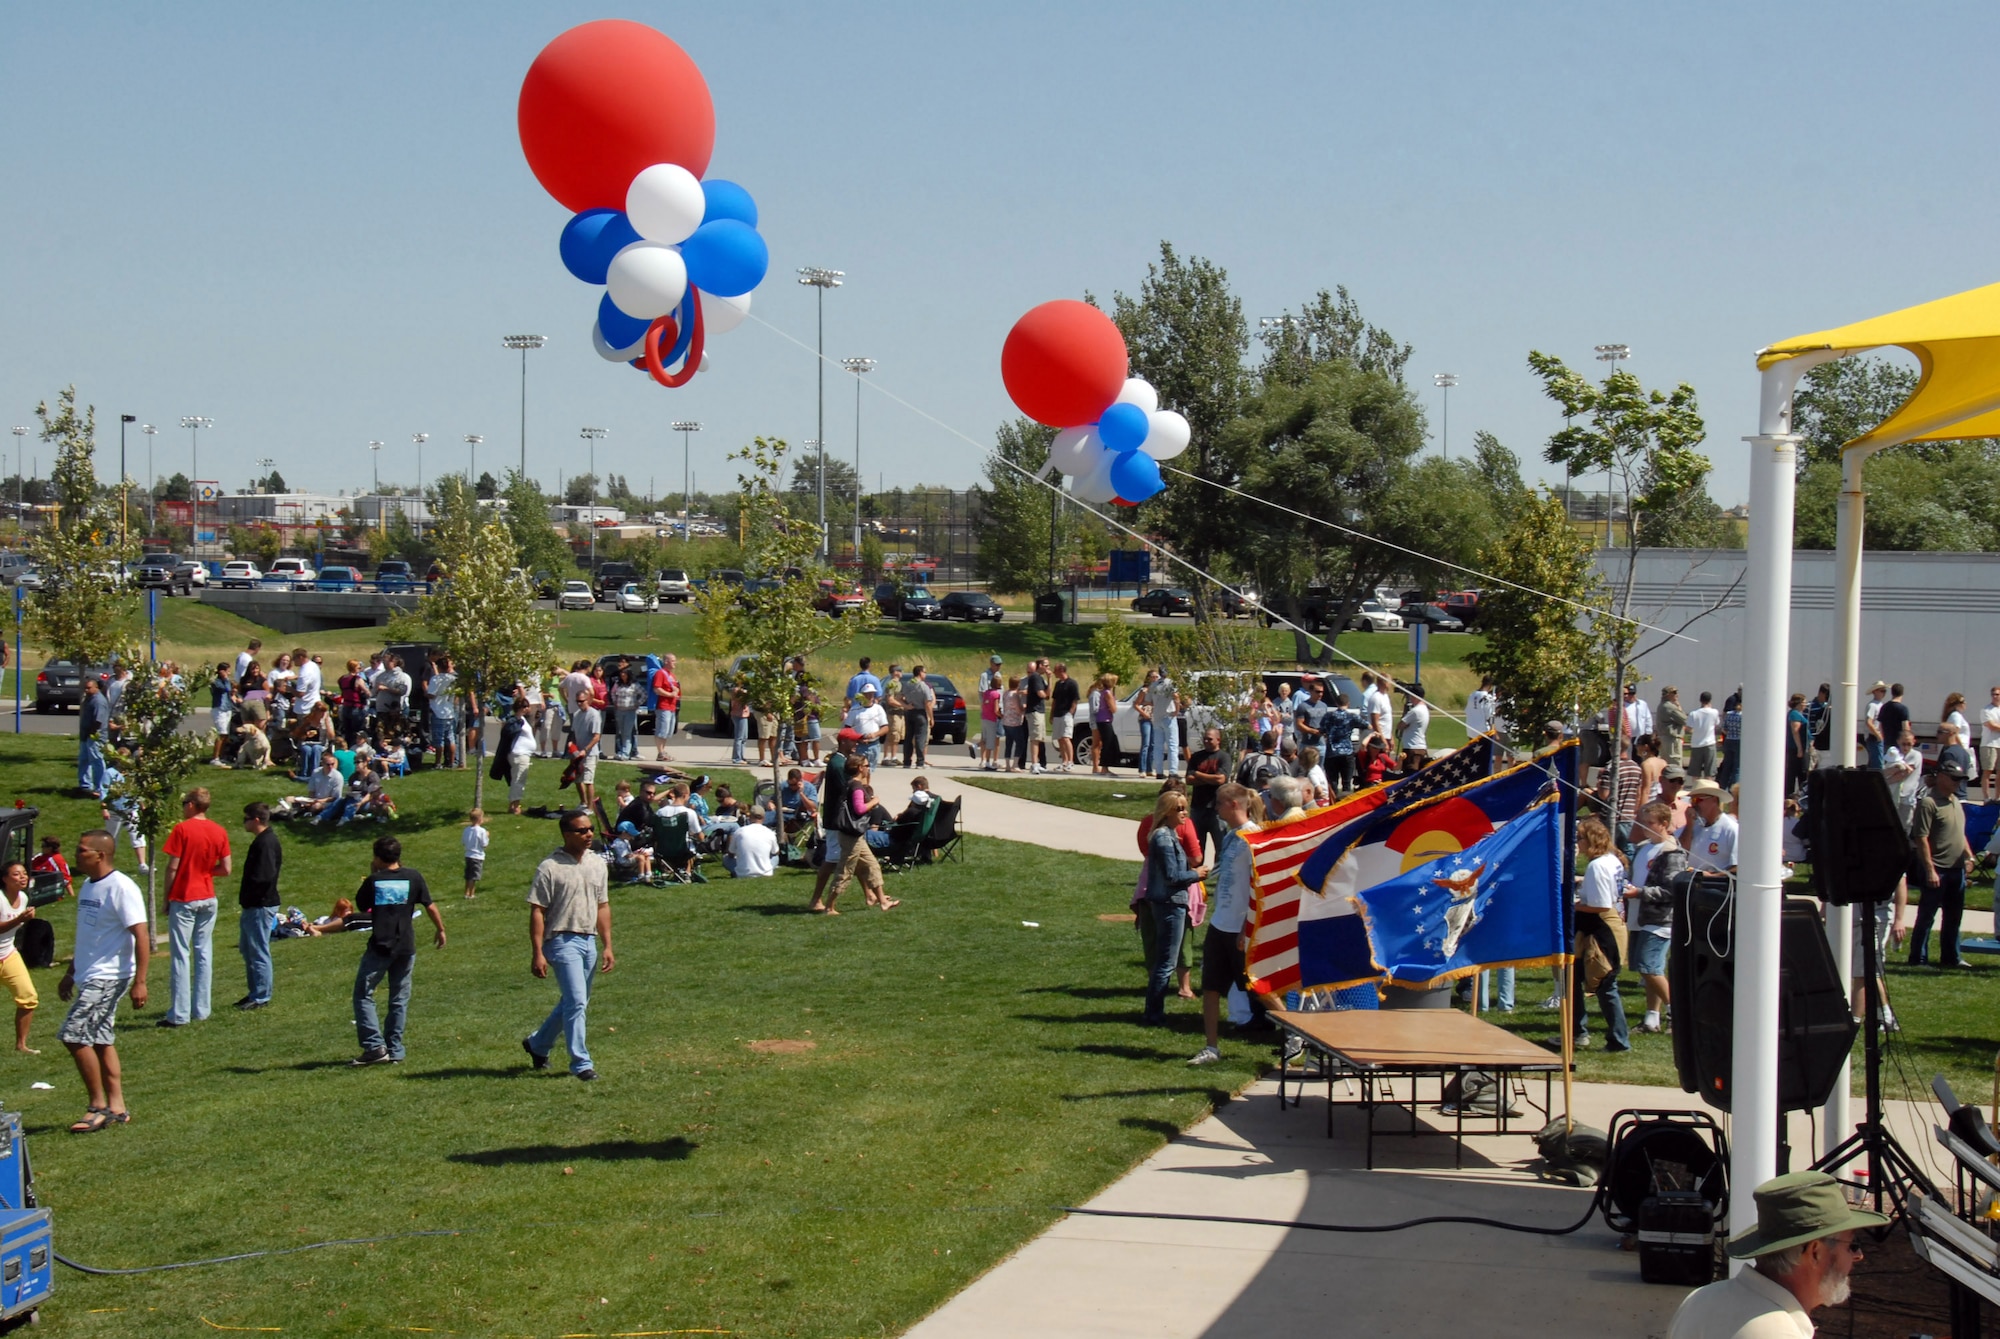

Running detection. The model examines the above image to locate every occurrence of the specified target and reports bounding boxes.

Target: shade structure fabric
[1758,279,2000,450]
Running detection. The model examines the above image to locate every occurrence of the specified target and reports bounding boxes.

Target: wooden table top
[1271,1008,1564,1071]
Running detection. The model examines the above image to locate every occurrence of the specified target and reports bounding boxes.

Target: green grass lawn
[0,734,1265,1336]
[958,774,1156,822]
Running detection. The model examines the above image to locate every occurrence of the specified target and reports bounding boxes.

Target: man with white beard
[1668,1171,1883,1338]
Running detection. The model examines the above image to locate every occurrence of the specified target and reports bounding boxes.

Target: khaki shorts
[756,713,779,740]
[575,753,598,787]
[0,952,36,1011]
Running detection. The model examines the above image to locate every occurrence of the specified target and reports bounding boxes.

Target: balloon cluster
[1000,300,1189,504]
[518,20,769,388]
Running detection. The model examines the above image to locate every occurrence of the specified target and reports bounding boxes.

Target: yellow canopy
[1758,279,2000,451]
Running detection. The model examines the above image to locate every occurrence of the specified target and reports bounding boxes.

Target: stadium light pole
[181,416,211,546]
[502,334,547,480]
[368,441,383,527]
[1432,373,1457,458]
[841,357,875,562]
[118,415,135,548]
[411,433,429,534]
[671,421,701,545]
[464,434,482,488]
[580,427,607,570]
[797,267,844,559]
[11,426,26,519]
[1594,343,1630,547]
[141,424,157,532]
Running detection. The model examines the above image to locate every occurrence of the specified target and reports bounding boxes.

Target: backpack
[16,920,54,970]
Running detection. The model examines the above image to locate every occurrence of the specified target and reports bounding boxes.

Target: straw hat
[1686,780,1728,803]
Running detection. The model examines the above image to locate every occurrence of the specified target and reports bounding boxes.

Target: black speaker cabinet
[1804,767,1911,905]
[1668,878,1858,1114]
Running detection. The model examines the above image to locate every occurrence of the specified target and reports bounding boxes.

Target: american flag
[1241,737,1498,997]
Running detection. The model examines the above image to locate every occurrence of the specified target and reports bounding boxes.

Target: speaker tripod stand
[1811,896,1935,1221]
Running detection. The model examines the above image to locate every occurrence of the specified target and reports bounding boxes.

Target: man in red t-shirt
[160,787,233,1027]
[651,654,682,763]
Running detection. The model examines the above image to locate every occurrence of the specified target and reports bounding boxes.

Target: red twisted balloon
[642,288,706,388]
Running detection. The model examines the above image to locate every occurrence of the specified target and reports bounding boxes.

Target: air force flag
[1351,799,1566,990]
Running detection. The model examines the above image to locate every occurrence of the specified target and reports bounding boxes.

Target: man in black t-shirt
[236,802,283,1011]
[1023,661,1051,772]
[1875,683,1910,761]
[1050,663,1081,772]
[1186,728,1230,860]
[328,835,446,1065]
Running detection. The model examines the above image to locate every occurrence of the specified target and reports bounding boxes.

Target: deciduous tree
[26,387,136,664]
[1466,492,1610,747]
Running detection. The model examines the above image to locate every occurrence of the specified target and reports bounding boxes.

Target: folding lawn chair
[919,796,963,864]
[649,811,707,884]
[880,801,938,873]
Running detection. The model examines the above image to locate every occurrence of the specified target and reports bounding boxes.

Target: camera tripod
[1811,895,1936,1222]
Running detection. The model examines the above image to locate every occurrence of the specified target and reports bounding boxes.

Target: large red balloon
[518,20,715,213]
[1001,300,1129,428]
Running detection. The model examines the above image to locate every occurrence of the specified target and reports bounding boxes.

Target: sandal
[106,1110,129,1124]
[69,1108,111,1134]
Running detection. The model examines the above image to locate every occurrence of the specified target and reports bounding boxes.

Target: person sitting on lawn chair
[608,823,652,882]
[656,782,704,839]
[776,768,818,841]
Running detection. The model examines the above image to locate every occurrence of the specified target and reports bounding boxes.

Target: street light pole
[9,427,24,521]
[797,267,844,560]
[1432,373,1457,459]
[141,424,157,533]
[119,415,135,549]
[841,357,875,563]
[580,427,607,571]
[464,434,483,491]
[369,441,383,525]
[671,421,701,545]
[1594,343,1631,547]
[502,334,547,481]
[180,416,212,548]
[411,433,428,534]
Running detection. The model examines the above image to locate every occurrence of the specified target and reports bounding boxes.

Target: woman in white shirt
[1884,724,1923,830]
[0,862,39,1053]
[1300,746,1331,808]
[1572,817,1631,1051]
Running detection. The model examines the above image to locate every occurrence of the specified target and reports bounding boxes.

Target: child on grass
[462,808,489,899]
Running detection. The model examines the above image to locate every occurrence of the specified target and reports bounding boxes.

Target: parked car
[374,559,415,592]
[134,553,181,589]
[1217,587,1261,619]
[707,568,745,588]
[314,566,363,592]
[11,568,43,592]
[874,582,942,620]
[814,580,868,617]
[556,580,596,612]
[938,590,1004,622]
[34,659,111,713]
[219,561,263,589]
[1347,599,1404,632]
[615,583,658,613]
[0,554,33,586]
[656,568,693,603]
[268,557,316,588]
[1131,588,1193,617]
[171,560,208,594]
[1402,603,1465,633]
[1439,590,1481,624]
[594,561,639,602]
[1371,586,1403,611]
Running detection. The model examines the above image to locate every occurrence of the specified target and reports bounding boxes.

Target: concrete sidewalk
[906,1074,1945,1339]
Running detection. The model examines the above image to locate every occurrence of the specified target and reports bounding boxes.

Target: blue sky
[4,3,1995,507]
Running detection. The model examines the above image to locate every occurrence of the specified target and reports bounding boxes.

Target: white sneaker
[1187,1046,1221,1066]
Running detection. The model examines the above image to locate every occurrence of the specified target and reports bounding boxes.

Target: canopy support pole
[1820,445,1866,1153]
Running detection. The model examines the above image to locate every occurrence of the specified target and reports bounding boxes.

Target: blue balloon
[700,179,758,229]
[1098,401,1150,454]
[598,292,653,351]
[679,220,768,298]
[560,209,641,285]
[1109,449,1164,502]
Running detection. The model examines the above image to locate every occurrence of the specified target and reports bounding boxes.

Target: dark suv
[594,562,639,602]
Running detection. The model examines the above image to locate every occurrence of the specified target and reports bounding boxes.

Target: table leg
[1363,1073,1374,1169]
[1455,1070,1465,1170]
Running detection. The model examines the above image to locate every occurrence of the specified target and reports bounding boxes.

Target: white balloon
[1141,410,1192,460]
[1070,452,1120,504]
[698,288,751,336]
[606,241,688,320]
[592,321,646,363]
[700,350,712,372]
[625,163,707,245]
[1049,426,1099,476]
[1114,377,1159,414]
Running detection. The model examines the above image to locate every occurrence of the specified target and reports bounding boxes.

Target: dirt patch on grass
[1096,913,1136,923]
[747,1039,817,1054]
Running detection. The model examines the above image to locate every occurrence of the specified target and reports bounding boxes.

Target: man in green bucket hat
[1668,1170,1887,1337]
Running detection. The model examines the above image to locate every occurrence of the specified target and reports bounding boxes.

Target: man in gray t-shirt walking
[523,812,615,1080]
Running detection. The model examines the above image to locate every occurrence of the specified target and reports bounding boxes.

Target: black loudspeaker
[1804,767,1911,905]
[1668,879,1858,1114]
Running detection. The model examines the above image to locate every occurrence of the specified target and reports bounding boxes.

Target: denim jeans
[294,741,323,780]
[1143,901,1188,1023]
[430,715,457,764]
[731,714,749,763]
[239,905,279,1003]
[77,737,108,796]
[354,948,415,1060]
[614,708,638,759]
[1864,736,1885,771]
[1909,864,1967,966]
[1137,719,1156,772]
[527,932,597,1073]
[167,897,217,1024]
[1718,740,1741,790]
[1479,966,1516,1011]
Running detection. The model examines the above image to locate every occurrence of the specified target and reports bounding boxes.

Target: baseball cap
[836,727,862,743]
[860,683,879,695]
[1939,756,1970,779]
[990,654,1002,664]
[1661,764,1686,782]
